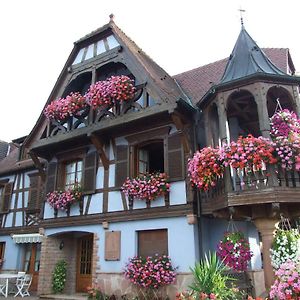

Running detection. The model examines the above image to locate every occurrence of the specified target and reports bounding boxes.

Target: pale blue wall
[45,216,198,273]
[0,236,24,271]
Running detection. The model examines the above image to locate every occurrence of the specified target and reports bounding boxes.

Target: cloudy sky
[1,0,300,142]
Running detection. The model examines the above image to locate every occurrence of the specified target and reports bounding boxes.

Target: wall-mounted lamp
[59,241,64,250]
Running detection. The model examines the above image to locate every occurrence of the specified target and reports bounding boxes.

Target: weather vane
[238,7,246,26]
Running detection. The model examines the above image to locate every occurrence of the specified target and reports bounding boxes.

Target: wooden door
[24,243,41,291]
[76,235,93,292]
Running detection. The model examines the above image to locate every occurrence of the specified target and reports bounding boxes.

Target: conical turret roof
[220,26,286,83]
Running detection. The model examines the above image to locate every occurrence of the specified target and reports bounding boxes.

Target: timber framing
[89,134,109,170]
[28,151,46,181]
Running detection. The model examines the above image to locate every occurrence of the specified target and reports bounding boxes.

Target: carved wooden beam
[89,134,110,170]
[28,151,46,182]
[171,113,190,154]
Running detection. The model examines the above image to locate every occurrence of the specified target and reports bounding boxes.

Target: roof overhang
[11,233,43,244]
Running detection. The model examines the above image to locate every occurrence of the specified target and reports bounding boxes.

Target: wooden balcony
[201,164,300,217]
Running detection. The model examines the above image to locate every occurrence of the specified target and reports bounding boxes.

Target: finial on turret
[238,8,246,27]
[109,13,115,22]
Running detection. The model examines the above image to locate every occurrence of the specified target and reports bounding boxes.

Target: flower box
[121,172,170,202]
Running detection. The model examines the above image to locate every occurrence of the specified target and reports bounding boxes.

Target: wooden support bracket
[28,151,46,182]
[89,133,110,170]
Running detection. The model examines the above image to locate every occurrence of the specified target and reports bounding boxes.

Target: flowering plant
[46,185,82,210]
[270,229,300,270]
[269,261,300,299]
[270,109,300,139]
[188,147,224,191]
[217,231,253,272]
[176,291,217,299]
[87,283,108,300]
[221,135,277,172]
[44,92,87,121]
[85,75,136,110]
[124,254,176,289]
[121,172,170,201]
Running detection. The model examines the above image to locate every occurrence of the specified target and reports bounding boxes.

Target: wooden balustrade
[201,163,300,214]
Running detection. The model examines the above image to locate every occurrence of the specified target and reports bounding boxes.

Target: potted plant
[121,172,170,201]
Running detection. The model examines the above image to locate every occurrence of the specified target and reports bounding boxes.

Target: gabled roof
[220,27,286,83]
[174,48,296,105]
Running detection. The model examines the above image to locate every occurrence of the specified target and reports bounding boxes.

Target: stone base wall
[94,272,193,299]
[247,269,266,297]
[38,234,78,295]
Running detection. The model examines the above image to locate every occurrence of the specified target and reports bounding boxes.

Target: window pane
[66,162,76,173]
[77,161,83,172]
[106,35,119,49]
[73,48,85,65]
[76,171,82,184]
[66,173,75,186]
[85,44,94,60]
[96,40,106,55]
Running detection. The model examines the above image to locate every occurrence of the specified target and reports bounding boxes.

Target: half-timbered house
[0,17,299,298]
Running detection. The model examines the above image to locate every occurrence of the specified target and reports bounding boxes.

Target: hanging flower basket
[217,231,253,272]
[270,109,300,139]
[46,185,82,211]
[124,255,176,289]
[121,172,170,201]
[44,92,87,121]
[85,75,136,110]
[188,147,224,191]
[270,228,300,270]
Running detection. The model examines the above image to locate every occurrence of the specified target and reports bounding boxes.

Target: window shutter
[2,182,13,212]
[83,151,98,194]
[167,133,185,181]
[105,231,121,261]
[28,175,43,211]
[115,145,129,188]
[45,162,58,194]
[138,229,168,257]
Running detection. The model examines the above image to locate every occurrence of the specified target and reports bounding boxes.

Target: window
[136,141,164,175]
[138,229,168,257]
[64,160,83,190]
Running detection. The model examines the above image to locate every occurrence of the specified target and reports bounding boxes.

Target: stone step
[39,294,88,300]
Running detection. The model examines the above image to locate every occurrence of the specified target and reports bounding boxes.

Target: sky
[1,0,300,142]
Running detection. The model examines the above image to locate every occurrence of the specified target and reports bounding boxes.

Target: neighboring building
[0,18,299,298]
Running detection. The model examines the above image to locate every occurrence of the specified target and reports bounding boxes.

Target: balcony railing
[45,84,145,138]
[200,163,300,214]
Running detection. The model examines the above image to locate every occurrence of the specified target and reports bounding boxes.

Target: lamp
[59,241,64,250]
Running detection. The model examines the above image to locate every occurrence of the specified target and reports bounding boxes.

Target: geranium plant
[46,185,83,210]
[217,231,253,272]
[124,254,176,289]
[121,172,170,201]
[44,92,87,121]
[188,147,224,191]
[270,229,300,270]
[85,75,136,110]
[221,135,277,172]
[269,261,300,299]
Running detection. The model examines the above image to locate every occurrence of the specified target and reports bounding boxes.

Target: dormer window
[72,34,120,66]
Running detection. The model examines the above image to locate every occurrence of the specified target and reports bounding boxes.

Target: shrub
[188,252,244,300]
[52,260,67,293]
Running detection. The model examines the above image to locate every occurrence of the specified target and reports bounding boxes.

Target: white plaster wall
[96,166,104,189]
[15,212,23,227]
[108,191,123,212]
[169,181,186,205]
[88,193,103,214]
[108,164,115,187]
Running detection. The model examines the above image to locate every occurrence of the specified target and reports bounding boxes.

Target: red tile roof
[173,48,293,105]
